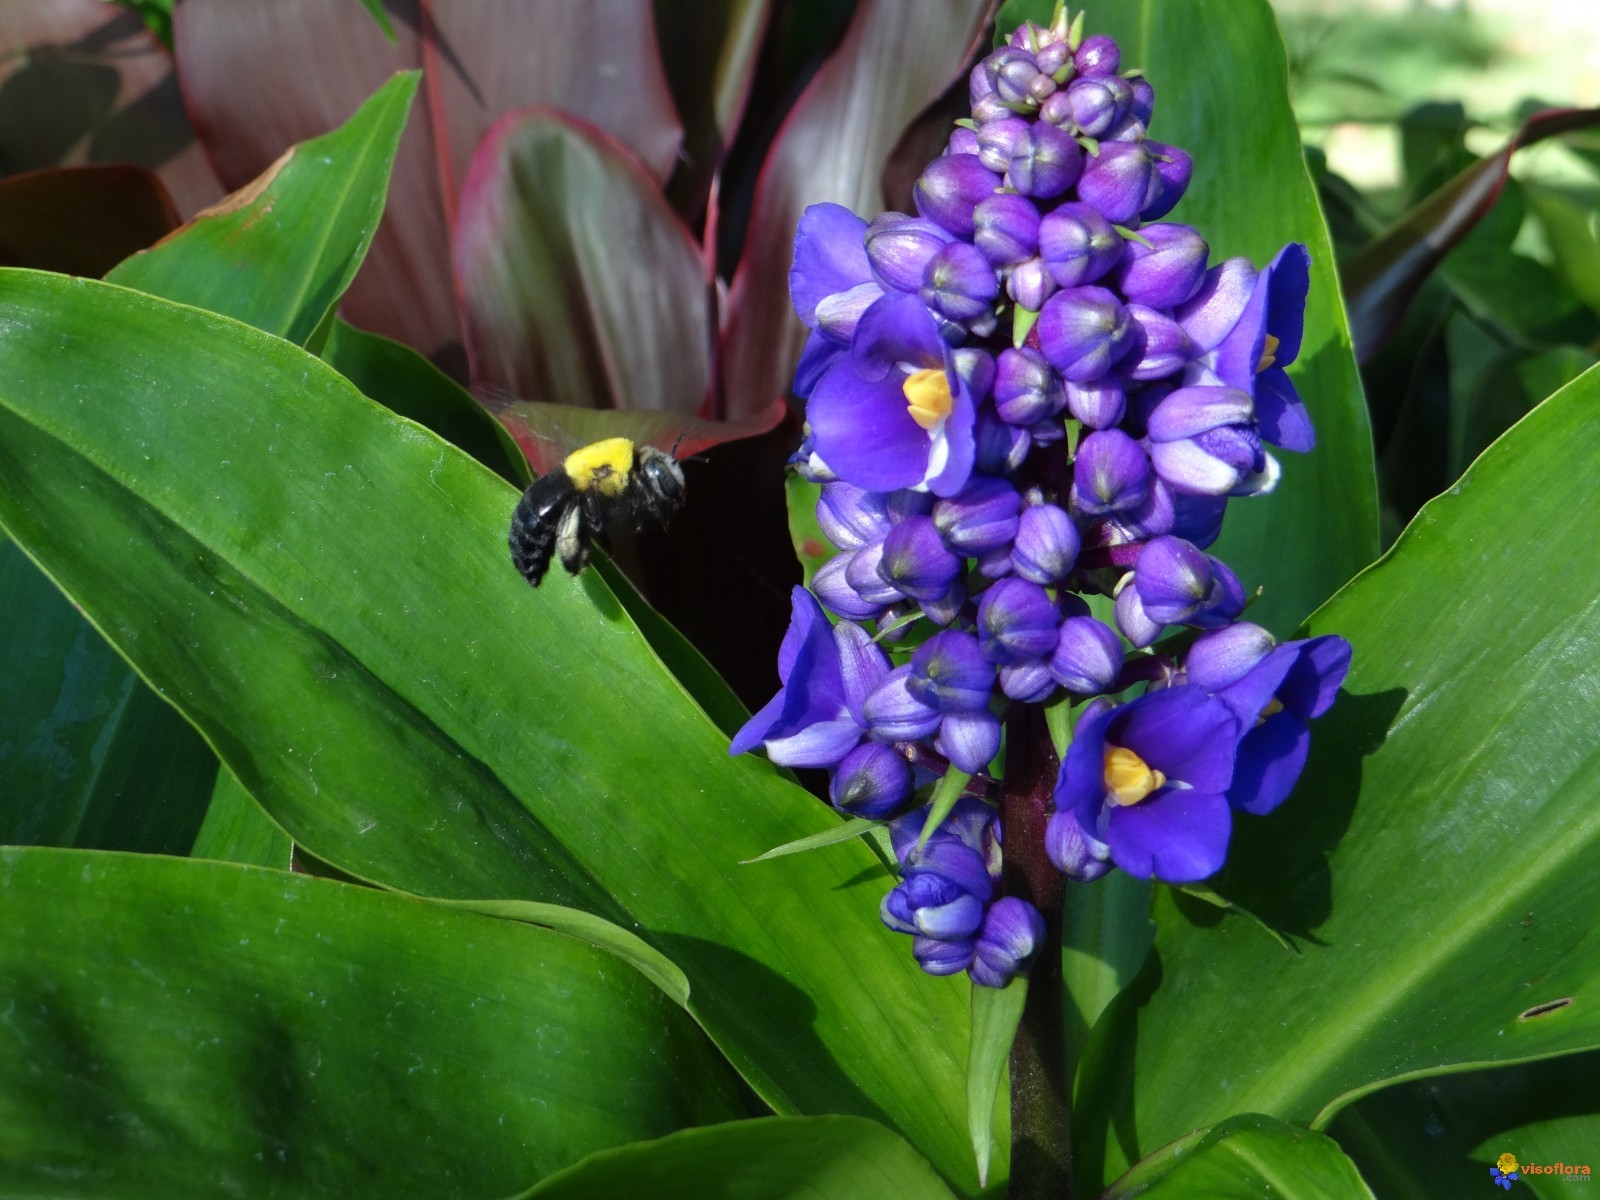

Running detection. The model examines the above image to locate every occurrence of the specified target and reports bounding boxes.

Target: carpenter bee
[508,437,687,586]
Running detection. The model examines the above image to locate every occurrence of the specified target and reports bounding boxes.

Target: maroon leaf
[0,0,220,215]
[174,0,684,366]
[0,164,178,276]
[455,110,713,429]
[1344,105,1600,362]
[719,0,995,419]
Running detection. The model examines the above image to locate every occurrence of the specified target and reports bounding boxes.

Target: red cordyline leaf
[719,0,996,421]
[0,165,179,276]
[1343,105,1600,362]
[0,0,220,215]
[174,0,684,365]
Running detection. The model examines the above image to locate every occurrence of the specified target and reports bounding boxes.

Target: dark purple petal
[1282,635,1352,719]
[1227,712,1310,816]
[1170,492,1228,549]
[1110,685,1239,793]
[1104,788,1231,882]
[904,838,995,901]
[1055,696,1118,828]
[974,411,1031,475]
[809,354,936,492]
[937,710,1002,773]
[1050,615,1124,694]
[790,202,871,324]
[1037,285,1137,382]
[730,587,841,756]
[1254,366,1316,453]
[1263,243,1311,365]
[793,329,841,398]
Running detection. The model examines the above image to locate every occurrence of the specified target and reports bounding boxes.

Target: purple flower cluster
[733,8,1350,987]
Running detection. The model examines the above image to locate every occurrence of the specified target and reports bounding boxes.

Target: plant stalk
[1002,703,1071,1199]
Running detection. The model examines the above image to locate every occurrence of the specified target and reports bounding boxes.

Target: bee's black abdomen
[509,472,577,586]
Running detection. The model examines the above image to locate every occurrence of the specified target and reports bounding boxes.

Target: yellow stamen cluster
[1104,746,1166,807]
[1257,333,1280,374]
[903,368,954,431]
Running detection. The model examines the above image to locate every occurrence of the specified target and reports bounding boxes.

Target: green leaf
[0,272,979,1194]
[1081,361,1600,1182]
[1447,342,1596,479]
[1061,873,1151,1071]
[0,846,743,1197]
[1103,1114,1376,1200]
[742,816,885,864]
[785,475,830,586]
[106,72,419,348]
[513,1116,959,1200]
[968,979,1026,1189]
[1089,0,1379,635]
[0,535,217,853]
[190,767,292,869]
[354,0,395,42]
[322,317,530,485]
[1331,1051,1600,1199]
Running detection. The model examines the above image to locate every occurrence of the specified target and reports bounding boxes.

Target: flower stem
[1001,703,1071,1199]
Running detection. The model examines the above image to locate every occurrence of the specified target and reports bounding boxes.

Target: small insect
[508,436,686,586]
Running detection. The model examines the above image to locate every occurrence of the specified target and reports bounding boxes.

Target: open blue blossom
[1049,686,1241,882]
[789,203,880,397]
[729,588,887,767]
[808,292,981,496]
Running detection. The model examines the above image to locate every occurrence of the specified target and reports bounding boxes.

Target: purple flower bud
[814,552,887,620]
[1045,811,1113,881]
[1074,33,1121,77]
[946,126,980,156]
[1114,222,1209,309]
[914,155,1002,238]
[846,539,907,606]
[974,412,1032,475]
[1114,582,1163,648]
[1038,201,1122,287]
[1063,75,1132,136]
[1008,257,1055,312]
[888,873,985,939]
[1035,39,1071,77]
[1008,122,1084,199]
[1128,75,1155,124]
[978,577,1060,664]
[886,489,934,524]
[1077,141,1156,225]
[970,896,1046,987]
[863,665,943,742]
[913,934,977,976]
[971,93,1013,125]
[1073,428,1150,515]
[1065,377,1126,428]
[1050,614,1123,694]
[938,710,1002,773]
[934,475,1021,555]
[1191,557,1246,629]
[977,117,1030,174]
[1039,90,1074,129]
[877,515,961,602]
[1171,492,1228,549]
[1037,285,1137,382]
[1134,535,1215,624]
[908,630,996,714]
[921,242,999,323]
[817,482,890,550]
[919,578,968,626]
[1000,659,1056,702]
[1103,474,1177,542]
[993,48,1044,106]
[1142,142,1192,221]
[865,213,954,293]
[969,61,996,106]
[1125,305,1192,381]
[813,281,883,345]
[1145,386,1266,495]
[994,347,1065,426]
[973,194,1041,266]
[1012,502,1080,583]
[1184,622,1276,691]
[831,741,915,818]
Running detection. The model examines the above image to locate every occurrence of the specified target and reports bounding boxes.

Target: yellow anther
[1257,333,1280,373]
[1104,745,1167,807]
[1256,697,1284,726]
[903,368,954,432]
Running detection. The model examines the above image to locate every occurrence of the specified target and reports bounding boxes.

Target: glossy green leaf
[514,1116,959,1200]
[1087,0,1379,635]
[0,536,216,853]
[0,846,742,1198]
[1447,343,1596,479]
[106,72,417,348]
[0,273,980,1194]
[1332,1051,1600,1199]
[1061,873,1151,1073]
[785,475,830,586]
[1082,362,1600,1182]
[968,979,1026,1189]
[323,317,529,485]
[1104,1114,1375,1200]
[190,766,292,869]
[1529,185,1600,321]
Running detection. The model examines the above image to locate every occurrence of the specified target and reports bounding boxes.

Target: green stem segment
[1002,704,1071,1199]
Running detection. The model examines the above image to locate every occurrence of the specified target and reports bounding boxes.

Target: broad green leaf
[1082,362,1600,1182]
[1529,185,1600,320]
[0,536,216,853]
[107,72,418,348]
[785,474,830,586]
[968,979,1026,1189]
[323,317,529,485]
[1103,1114,1375,1200]
[1061,873,1151,1074]
[1332,1051,1600,1199]
[0,273,980,1194]
[1447,343,1596,479]
[190,766,292,869]
[1087,0,1379,635]
[514,1116,959,1200]
[0,846,743,1198]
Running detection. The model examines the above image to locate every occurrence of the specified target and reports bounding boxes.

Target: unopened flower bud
[974,412,1032,475]
[1063,75,1132,136]
[978,577,1060,664]
[977,116,1030,174]
[1037,285,1137,381]
[994,347,1065,426]
[1038,201,1122,287]
[1113,222,1209,308]
[817,482,890,550]
[1012,502,1080,583]
[1125,304,1192,381]
[920,242,999,324]
[1073,428,1150,515]
[937,710,1002,773]
[814,551,887,620]
[1045,811,1113,881]
[1184,622,1276,690]
[914,155,1002,238]
[1065,377,1126,428]
[863,665,943,741]
[1008,122,1084,199]
[1008,257,1055,311]
[999,659,1056,702]
[934,475,1022,555]
[1074,33,1121,77]
[1049,614,1123,693]
[973,193,1041,266]
[970,896,1046,987]
[846,539,907,606]
[878,515,961,601]
[909,630,996,712]
[865,213,953,293]
[831,741,916,818]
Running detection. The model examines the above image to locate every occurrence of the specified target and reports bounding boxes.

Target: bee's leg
[556,501,590,575]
